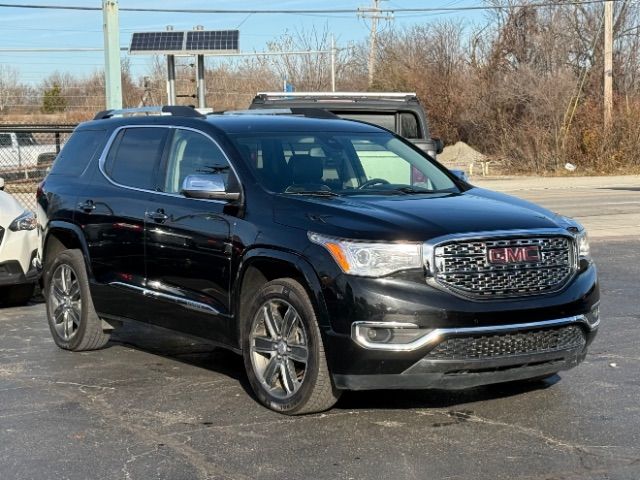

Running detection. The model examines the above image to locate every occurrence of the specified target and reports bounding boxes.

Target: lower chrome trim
[108,281,219,315]
[352,315,593,352]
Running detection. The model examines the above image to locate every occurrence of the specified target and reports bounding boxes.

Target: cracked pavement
[1,175,639,479]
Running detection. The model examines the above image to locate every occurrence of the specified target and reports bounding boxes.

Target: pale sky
[0,0,483,84]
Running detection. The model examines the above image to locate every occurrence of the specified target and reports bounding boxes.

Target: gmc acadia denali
[37,106,599,414]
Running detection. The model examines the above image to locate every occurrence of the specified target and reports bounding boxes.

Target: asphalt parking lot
[1,177,639,480]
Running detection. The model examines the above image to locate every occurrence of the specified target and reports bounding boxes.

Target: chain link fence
[0,125,75,210]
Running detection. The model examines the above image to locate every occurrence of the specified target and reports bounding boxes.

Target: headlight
[308,232,422,277]
[9,211,37,231]
[576,229,591,260]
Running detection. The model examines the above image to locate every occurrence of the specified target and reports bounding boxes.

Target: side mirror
[450,169,467,182]
[0,177,4,191]
[181,174,240,201]
[432,137,444,155]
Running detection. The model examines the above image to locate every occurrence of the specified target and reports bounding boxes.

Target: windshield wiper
[392,187,451,195]
[284,190,340,197]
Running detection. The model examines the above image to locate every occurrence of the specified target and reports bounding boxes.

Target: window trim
[98,125,242,204]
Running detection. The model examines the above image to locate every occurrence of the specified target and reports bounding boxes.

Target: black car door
[80,126,170,321]
[144,127,238,345]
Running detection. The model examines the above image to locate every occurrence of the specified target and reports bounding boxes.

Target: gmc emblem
[487,245,541,264]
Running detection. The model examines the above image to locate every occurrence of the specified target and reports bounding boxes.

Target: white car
[0,177,40,306]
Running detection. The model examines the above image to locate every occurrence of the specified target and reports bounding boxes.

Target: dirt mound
[438,141,487,166]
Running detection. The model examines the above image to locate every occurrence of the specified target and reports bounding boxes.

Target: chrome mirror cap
[181,174,239,201]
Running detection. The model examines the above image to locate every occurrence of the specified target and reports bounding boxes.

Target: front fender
[234,247,331,332]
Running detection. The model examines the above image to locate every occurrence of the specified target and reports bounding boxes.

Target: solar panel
[130,32,185,53]
[186,30,239,52]
[129,30,239,55]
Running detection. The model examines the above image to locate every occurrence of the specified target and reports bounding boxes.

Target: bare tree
[0,65,20,114]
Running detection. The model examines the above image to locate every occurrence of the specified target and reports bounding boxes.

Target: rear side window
[339,113,396,132]
[400,113,420,139]
[104,127,168,190]
[49,130,106,176]
[0,134,12,147]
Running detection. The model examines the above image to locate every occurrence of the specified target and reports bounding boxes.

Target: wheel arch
[42,221,93,279]
[233,248,331,349]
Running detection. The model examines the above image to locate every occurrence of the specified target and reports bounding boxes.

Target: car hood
[272,187,573,241]
[0,191,26,227]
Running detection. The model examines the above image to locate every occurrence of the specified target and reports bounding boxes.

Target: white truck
[0,131,58,180]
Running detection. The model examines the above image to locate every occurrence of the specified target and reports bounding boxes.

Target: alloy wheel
[49,264,82,341]
[249,299,309,399]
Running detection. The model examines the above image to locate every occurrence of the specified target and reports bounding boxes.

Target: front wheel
[242,278,340,415]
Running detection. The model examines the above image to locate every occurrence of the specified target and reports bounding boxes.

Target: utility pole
[330,34,336,92]
[604,0,613,130]
[102,0,122,110]
[358,0,393,87]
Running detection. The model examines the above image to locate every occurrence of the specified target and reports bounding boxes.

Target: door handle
[146,210,169,223]
[77,200,95,213]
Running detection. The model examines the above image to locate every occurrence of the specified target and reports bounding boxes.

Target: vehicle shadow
[336,376,559,411]
[108,321,252,392]
[106,320,559,412]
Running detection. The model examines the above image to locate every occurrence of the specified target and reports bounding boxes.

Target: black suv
[38,106,599,414]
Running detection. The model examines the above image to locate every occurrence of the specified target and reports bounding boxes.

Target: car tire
[0,283,35,307]
[44,249,110,351]
[242,278,340,415]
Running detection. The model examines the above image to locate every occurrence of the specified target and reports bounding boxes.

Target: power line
[0,1,621,15]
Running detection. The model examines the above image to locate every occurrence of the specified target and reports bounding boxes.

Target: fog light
[353,322,434,351]
[366,327,392,342]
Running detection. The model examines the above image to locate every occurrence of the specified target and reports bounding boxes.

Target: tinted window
[104,128,168,190]
[49,130,106,176]
[400,113,420,139]
[16,133,38,146]
[338,113,396,132]
[162,129,231,194]
[0,134,11,147]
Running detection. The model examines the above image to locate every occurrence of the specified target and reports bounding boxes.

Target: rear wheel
[0,283,35,307]
[242,278,340,415]
[44,249,110,351]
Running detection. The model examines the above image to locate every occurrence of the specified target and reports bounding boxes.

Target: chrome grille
[431,236,575,298]
[426,325,586,360]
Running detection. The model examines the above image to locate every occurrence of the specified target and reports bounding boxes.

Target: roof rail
[220,108,339,119]
[255,91,417,101]
[93,105,205,120]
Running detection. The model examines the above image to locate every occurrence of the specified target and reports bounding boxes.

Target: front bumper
[0,257,40,287]
[0,224,40,286]
[333,314,597,390]
[319,262,599,390]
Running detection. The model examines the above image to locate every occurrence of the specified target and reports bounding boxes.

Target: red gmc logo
[487,245,541,264]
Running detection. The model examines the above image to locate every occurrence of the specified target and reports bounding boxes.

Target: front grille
[426,325,586,360]
[432,236,574,298]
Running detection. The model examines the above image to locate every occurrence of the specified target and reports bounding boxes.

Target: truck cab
[0,131,57,180]
[250,92,444,158]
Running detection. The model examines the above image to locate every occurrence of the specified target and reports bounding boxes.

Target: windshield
[230,132,458,196]
[16,133,38,146]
